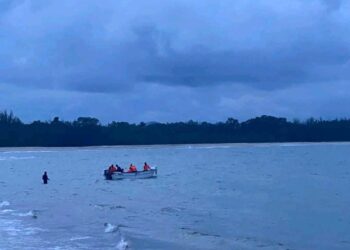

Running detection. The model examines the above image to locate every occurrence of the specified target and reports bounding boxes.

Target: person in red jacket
[108,164,117,174]
[128,164,137,172]
[143,162,151,171]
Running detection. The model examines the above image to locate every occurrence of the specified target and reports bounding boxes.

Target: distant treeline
[1,111,350,146]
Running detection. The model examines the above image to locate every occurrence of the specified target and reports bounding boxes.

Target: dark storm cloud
[322,0,343,10]
[142,42,350,88]
[1,0,350,122]
[1,0,350,93]
[0,0,23,12]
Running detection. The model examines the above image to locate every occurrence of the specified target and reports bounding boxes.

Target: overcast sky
[1,0,350,123]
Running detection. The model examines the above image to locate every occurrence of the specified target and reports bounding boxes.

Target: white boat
[104,168,157,180]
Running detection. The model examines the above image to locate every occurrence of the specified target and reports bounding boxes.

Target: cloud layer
[1,0,349,122]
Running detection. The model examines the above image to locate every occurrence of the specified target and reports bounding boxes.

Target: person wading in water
[42,171,49,184]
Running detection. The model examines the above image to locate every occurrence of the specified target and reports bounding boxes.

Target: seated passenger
[108,164,117,173]
[143,162,151,171]
[128,164,137,173]
[116,164,123,172]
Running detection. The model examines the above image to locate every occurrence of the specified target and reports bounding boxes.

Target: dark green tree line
[1,111,350,146]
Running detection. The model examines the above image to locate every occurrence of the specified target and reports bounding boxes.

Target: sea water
[1,143,350,250]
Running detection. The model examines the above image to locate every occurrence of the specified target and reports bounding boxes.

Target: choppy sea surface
[1,143,350,250]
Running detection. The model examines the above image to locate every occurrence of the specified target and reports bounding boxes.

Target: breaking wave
[0,209,14,214]
[103,223,129,249]
[104,223,119,233]
[0,200,10,208]
[116,237,128,250]
[15,210,38,218]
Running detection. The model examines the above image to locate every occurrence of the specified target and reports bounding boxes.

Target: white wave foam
[48,246,72,250]
[1,219,22,236]
[3,150,54,154]
[15,210,37,218]
[22,227,46,235]
[116,237,128,250]
[0,209,14,214]
[104,223,119,233]
[0,156,35,161]
[0,216,45,249]
[0,201,10,208]
[1,217,45,235]
[198,145,233,149]
[10,156,35,160]
[4,226,21,236]
[104,223,128,249]
[70,236,91,241]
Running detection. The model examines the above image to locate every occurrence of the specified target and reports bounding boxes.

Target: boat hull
[104,168,157,180]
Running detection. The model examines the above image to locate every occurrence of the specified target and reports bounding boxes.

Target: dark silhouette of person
[116,164,124,172]
[42,171,49,184]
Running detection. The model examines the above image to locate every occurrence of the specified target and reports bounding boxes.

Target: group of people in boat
[107,162,151,174]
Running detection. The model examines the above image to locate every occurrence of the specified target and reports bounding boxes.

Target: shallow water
[1,143,350,249]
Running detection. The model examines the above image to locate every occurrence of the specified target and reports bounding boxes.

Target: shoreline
[1,141,350,150]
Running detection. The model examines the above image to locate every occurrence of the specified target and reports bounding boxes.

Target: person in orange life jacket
[128,164,137,172]
[108,164,117,174]
[143,162,151,171]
